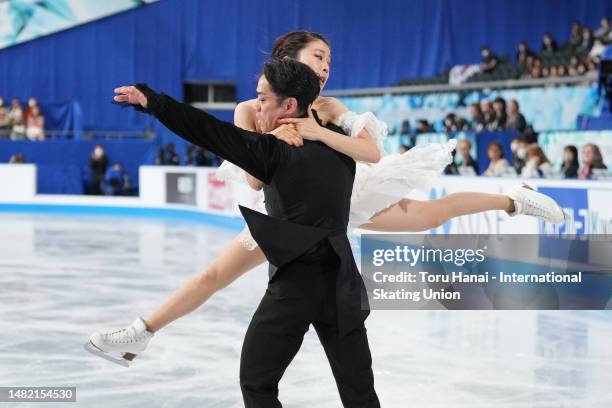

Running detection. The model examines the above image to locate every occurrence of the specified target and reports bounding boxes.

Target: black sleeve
[133,84,285,184]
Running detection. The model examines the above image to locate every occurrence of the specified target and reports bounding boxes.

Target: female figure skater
[86,31,564,366]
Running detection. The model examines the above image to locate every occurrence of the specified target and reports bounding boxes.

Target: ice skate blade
[84,341,130,368]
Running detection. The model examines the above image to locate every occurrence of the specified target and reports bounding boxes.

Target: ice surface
[0,213,610,407]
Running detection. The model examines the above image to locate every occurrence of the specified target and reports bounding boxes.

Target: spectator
[506,99,527,132]
[579,27,594,51]
[483,141,511,177]
[510,136,527,174]
[23,97,38,124]
[89,144,110,195]
[25,105,44,141]
[9,153,26,164]
[469,103,486,131]
[541,66,550,78]
[594,16,610,41]
[444,149,458,175]
[542,33,558,53]
[576,63,587,76]
[568,56,580,76]
[157,143,180,165]
[186,145,216,166]
[0,97,10,137]
[480,99,496,127]
[585,58,597,72]
[488,97,507,131]
[579,143,608,179]
[521,144,553,178]
[415,119,431,134]
[560,145,579,178]
[443,113,467,132]
[516,41,535,65]
[456,138,479,175]
[557,64,568,77]
[102,163,129,196]
[8,99,25,140]
[522,125,539,144]
[549,65,559,78]
[480,47,498,73]
[569,21,583,49]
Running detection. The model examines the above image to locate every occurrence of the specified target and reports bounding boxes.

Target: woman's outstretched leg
[145,229,267,332]
[361,184,564,232]
[362,193,513,232]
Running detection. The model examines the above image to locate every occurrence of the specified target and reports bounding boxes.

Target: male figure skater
[112,58,380,407]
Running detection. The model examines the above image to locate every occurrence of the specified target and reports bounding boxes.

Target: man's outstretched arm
[114,84,283,184]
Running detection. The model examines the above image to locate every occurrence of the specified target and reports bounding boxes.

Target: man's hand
[277,108,325,142]
[268,123,303,147]
[114,86,148,109]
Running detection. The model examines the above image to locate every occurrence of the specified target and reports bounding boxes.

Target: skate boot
[84,317,153,367]
[506,183,565,225]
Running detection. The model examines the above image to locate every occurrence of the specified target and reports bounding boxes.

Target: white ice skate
[84,317,153,367]
[506,183,565,225]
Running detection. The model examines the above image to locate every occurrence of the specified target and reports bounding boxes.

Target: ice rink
[1,212,611,407]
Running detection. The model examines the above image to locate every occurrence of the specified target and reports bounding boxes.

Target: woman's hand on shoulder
[314,97,349,125]
[268,123,303,147]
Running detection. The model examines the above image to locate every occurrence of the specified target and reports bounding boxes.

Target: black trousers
[239,243,380,408]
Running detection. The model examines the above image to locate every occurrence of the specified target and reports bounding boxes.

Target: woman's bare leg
[361,193,514,232]
[145,229,266,333]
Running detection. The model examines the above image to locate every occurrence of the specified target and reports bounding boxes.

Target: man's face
[256,76,297,133]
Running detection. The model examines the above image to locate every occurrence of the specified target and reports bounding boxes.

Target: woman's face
[488,145,501,161]
[297,40,331,90]
[563,149,574,164]
[583,145,594,165]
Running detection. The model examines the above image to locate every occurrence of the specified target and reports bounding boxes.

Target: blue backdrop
[0,140,158,194]
[0,0,610,146]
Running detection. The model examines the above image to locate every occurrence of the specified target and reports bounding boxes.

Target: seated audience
[443,113,467,132]
[157,143,180,165]
[579,143,608,179]
[516,41,535,65]
[483,142,511,177]
[186,145,216,166]
[9,99,25,140]
[415,119,432,134]
[560,145,579,179]
[480,47,498,72]
[25,105,44,141]
[505,99,527,132]
[469,103,486,131]
[520,144,553,178]
[488,97,507,131]
[480,99,496,128]
[103,163,129,196]
[456,138,479,175]
[541,33,558,53]
[510,136,527,174]
[0,97,9,136]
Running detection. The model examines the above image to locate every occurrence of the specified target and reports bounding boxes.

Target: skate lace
[105,326,145,344]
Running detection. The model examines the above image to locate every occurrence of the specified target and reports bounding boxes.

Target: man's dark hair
[263,58,320,117]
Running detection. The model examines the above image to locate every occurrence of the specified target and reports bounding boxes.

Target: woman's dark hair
[563,145,579,167]
[271,31,330,60]
[263,58,320,117]
[584,143,605,167]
